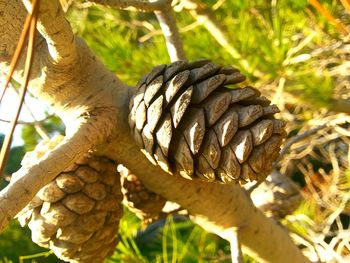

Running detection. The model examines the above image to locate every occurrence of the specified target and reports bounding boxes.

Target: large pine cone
[129,60,286,184]
[17,136,123,263]
[119,165,166,224]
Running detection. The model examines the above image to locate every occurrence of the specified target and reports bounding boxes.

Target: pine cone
[17,136,123,263]
[250,171,303,219]
[129,59,286,184]
[119,165,166,224]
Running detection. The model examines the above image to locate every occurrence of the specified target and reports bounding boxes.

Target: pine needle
[0,0,40,176]
[308,0,349,35]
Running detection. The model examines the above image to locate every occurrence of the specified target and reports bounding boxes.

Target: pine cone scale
[191,74,226,103]
[164,70,190,103]
[119,165,166,224]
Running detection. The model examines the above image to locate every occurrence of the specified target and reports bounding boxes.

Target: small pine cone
[129,60,286,184]
[250,171,303,219]
[118,165,166,224]
[17,137,123,263]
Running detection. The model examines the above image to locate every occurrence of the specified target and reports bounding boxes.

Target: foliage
[0,221,56,263]
[68,0,340,106]
[21,114,65,152]
[111,210,238,263]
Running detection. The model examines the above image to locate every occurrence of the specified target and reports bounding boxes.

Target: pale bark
[90,0,186,62]
[0,1,310,262]
[154,4,186,61]
[230,230,243,263]
[22,0,78,66]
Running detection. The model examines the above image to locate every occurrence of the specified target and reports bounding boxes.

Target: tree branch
[230,229,243,263]
[154,4,186,61]
[89,0,186,62]
[22,0,78,66]
[98,87,310,263]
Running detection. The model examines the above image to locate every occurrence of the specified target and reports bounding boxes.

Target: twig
[138,21,200,43]
[179,0,263,77]
[212,0,226,10]
[10,86,50,140]
[154,4,186,61]
[277,124,328,163]
[230,229,243,263]
[59,0,73,12]
[0,0,39,177]
[88,0,168,12]
[0,115,53,126]
[277,115,350,162]
[90,0,186,62]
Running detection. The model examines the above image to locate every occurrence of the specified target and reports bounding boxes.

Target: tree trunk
[0,1,309,262]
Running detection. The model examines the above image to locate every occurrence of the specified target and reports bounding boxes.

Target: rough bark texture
[0,1,309,262]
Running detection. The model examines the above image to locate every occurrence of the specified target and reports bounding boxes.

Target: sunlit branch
[230,229,243,263]
[155,4,186,61]
[89,0,185,61]
[22,0,78,66]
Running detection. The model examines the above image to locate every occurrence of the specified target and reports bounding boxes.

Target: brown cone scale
[17,136,123,263]
[129,60,286,184]
[119,165,166,224]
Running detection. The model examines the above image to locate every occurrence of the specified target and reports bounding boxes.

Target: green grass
[0,221,56,263]
[110,211,233,263]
